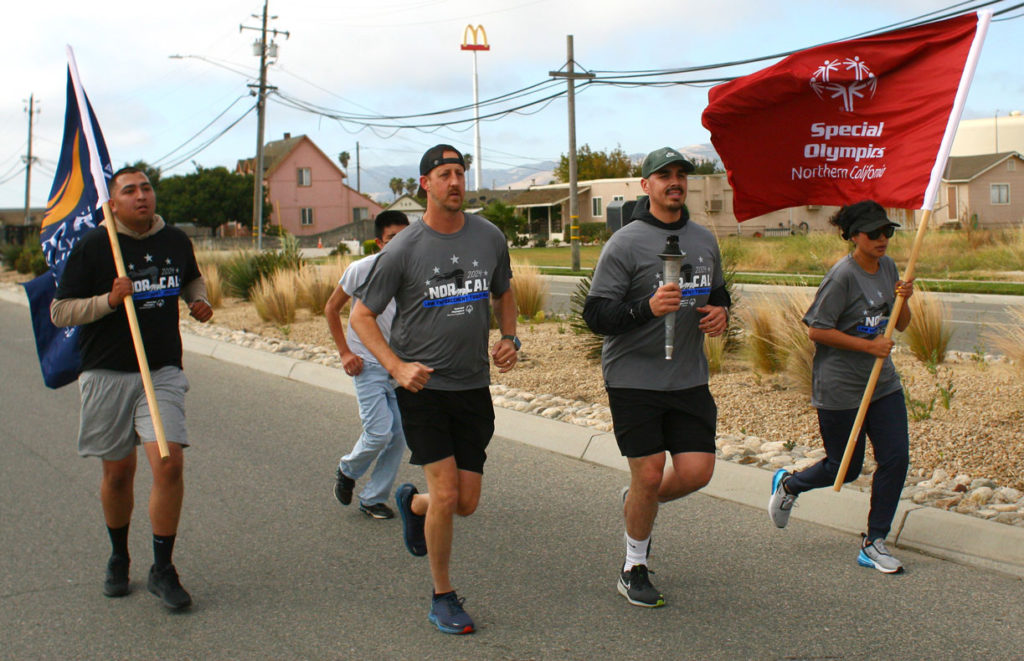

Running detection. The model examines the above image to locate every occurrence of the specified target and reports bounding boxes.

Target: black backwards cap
[419,144,465,176]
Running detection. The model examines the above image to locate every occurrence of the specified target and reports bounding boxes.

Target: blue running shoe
[857,534,905,574]
[395,483,427,557]
[429,591,475,634]
[768,469,797,528]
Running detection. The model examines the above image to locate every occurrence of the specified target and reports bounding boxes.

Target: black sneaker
[359,502,395,519]
[395,483,427,556]
[617,564,664,608]
[429,591,475,634]
[147,564,192,610]
[103,554,130,598]
[334,468,355,506]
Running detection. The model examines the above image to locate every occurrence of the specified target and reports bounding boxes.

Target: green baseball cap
[641,147,696,178]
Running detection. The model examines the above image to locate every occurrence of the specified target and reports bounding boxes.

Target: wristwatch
[501,334,521,351]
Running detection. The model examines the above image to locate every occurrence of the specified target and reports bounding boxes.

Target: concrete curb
[3,282,1022,577]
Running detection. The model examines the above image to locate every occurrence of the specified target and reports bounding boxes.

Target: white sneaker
[768,469,797,528]
[857,535,905,574]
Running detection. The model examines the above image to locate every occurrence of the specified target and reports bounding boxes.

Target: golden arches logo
[461,24,490,51]
[42,129,86,230]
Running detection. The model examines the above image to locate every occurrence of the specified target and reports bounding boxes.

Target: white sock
[623,533,650,571]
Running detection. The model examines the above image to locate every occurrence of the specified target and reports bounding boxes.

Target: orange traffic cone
[317,237,323,248]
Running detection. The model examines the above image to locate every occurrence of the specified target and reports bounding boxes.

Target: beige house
[510,175,838,241]
[934,152,1024,229]
[386,194,426,221]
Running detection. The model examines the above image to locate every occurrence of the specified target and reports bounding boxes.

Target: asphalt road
[544,276,1024,355]
[2,299,1023,659]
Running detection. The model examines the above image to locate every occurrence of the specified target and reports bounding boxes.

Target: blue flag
[22,63,112,389]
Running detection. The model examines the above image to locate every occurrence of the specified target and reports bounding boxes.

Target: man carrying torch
[584,147,730,607]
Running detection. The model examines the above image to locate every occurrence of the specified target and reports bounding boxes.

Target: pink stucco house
[237,133,382,237]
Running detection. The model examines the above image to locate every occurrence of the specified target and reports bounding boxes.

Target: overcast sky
[2,0,1021,207]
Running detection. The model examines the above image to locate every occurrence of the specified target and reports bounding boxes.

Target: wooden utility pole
[549,36,594,272]
[23,94,39,225]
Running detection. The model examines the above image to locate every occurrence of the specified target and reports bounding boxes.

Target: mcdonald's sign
[460,24,490,51]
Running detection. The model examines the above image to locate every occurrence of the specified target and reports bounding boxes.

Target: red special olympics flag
[701,12,990,221]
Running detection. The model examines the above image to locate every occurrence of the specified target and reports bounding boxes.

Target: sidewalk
[3,283,1022,577]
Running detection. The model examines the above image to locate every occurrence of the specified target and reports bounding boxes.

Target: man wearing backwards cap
[351,144,518,634]
[584,147,731,607]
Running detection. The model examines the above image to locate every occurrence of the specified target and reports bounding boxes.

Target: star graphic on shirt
[472,260,479,267]
[425,280,432,286]
[450,254,459,264]
[166,258,172,265]
[144,254,153,263]
[876,290,883,299]
[698,256,704,263]
[433,266,440,274]
[128,263,135,271]
[868,299,875,305]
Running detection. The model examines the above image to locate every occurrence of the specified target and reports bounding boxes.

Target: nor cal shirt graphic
[422,253,492,318]
[128,253,183,311]
[854,281,892,337]
[653,254,715,308]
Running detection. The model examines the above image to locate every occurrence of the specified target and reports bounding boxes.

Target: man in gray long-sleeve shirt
[584,147,731,608]
[51,166,211,610]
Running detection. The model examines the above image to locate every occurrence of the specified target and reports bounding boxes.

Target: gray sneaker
[857,535,905,574]
[768,469,797,528]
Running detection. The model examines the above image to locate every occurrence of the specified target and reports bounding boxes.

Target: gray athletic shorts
[78,366,190,461]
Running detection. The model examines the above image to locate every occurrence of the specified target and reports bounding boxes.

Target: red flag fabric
[701,13,986,221]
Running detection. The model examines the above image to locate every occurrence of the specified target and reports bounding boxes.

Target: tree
[125,160,162,190]
[691,157,724,174]
[480,200,526,244]
[463,153,473,171]
[389,177,405,200]
[158,165,267,231]
[337,151,350,170]
[554,144,634,182]
[404,177,417,195]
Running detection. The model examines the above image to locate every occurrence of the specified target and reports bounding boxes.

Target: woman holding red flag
[768,200,914,573]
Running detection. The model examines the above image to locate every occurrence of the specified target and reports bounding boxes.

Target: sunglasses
[862,226,895,240]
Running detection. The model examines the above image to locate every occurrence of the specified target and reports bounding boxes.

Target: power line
[150,94,252,168]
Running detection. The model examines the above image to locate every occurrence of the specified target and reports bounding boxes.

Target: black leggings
[787,389,910,540]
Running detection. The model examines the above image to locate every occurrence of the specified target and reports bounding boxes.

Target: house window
[591,197,603,217]
[353,207,369,222]
[991,184,1010,205]
[613,195,625,202]
[300,207,314,225]
[297,167,311,187]
[1008,160,1016,172]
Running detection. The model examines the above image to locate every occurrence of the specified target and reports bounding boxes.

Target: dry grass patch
[512,258,549,320]
[704,334,727,374]
[904,287,952,367]
[986,306,1024,377]
[295,266,336,315]
[252,269,298,324]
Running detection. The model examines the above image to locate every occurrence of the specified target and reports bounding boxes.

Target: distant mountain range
[356,144,720,202]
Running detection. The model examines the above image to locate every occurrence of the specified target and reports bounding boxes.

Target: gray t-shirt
[339,253,395,364]
[803,254,903,410]
[589,218,725,390]
[357,214,512,390]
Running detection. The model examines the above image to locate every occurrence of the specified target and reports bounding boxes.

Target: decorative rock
[805,448,827,459]
[995,487,1022,503]
[931,469,950,482]
[932,496,962,510]
[970,478,997,489]
[793,457,818,471]
[761,441,788,453]
[540,407,563,419]
[768,455,793,468]
[966,487,995,506]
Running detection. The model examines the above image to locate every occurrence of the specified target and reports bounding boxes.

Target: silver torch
[658,235,685,360]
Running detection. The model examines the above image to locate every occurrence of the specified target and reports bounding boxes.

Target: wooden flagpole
[100,201,170,460]
[831,207,931,490]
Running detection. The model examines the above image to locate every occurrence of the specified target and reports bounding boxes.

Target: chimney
[284,132,291,140]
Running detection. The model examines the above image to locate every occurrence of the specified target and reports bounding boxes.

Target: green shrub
[1,242,23,270]
[329,242,351,256]
[15,251,33,274]
[30,253,48,276]
[578,222,610,244]
[362,239,379,255]
[568,276,604,363]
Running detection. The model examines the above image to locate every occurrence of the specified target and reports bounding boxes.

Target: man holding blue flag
[51,165,212,610]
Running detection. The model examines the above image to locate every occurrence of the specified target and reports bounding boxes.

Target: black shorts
[395,386,494,474]
[607,385,718,458]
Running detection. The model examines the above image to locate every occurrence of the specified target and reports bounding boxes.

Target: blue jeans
[786,389,910,540]
[339,362,406,506]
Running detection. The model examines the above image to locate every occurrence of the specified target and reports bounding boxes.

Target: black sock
[107,524,130,559]
[153,534,176,569]
[433,590,454,601]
